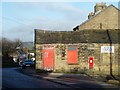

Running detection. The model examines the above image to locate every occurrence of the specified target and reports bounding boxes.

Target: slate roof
[35,29,119,44]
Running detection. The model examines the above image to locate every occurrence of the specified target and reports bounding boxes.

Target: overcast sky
[1,0,119,42]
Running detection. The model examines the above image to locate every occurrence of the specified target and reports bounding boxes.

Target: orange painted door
[42,45,54,70]
[67,45,78,64]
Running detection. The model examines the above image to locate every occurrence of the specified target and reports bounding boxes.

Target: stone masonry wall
[78,5,120,30]
[35,44,43,69]
[35,43,119,76]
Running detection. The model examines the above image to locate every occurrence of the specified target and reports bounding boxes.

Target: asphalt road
[2,68,75,90]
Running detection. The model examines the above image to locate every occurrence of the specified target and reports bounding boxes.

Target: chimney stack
[94,2,107,13]
[88,2,107,19]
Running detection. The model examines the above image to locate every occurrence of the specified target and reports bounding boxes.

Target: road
[2,68,75,90]
[2,68,119,90]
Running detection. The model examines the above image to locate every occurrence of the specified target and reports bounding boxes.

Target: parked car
[21,59,35,69]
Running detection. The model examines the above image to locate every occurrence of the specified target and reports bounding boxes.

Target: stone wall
[35,43,119,76]
[78,5,120,30]
[35,44,43,69]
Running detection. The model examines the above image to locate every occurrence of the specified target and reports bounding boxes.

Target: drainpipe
[106,30,113,77]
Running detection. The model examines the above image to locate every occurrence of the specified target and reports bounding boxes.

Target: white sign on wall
[101,46,114,53]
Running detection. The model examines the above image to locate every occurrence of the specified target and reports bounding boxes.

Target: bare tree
[2,37,23,56]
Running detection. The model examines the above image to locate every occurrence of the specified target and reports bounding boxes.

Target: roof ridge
[109,4,120,11]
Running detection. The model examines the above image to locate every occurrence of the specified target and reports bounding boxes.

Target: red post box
[88,56,94,69]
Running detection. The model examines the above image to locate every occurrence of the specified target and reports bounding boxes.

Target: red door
[42,45,54,70]
[67,45,78,64]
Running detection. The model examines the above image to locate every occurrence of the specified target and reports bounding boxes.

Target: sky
[1,0,119,42]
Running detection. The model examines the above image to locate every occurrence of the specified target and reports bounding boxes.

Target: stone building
[35,2,120,76]
[35,29,119,76]
[73,3,120,31]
